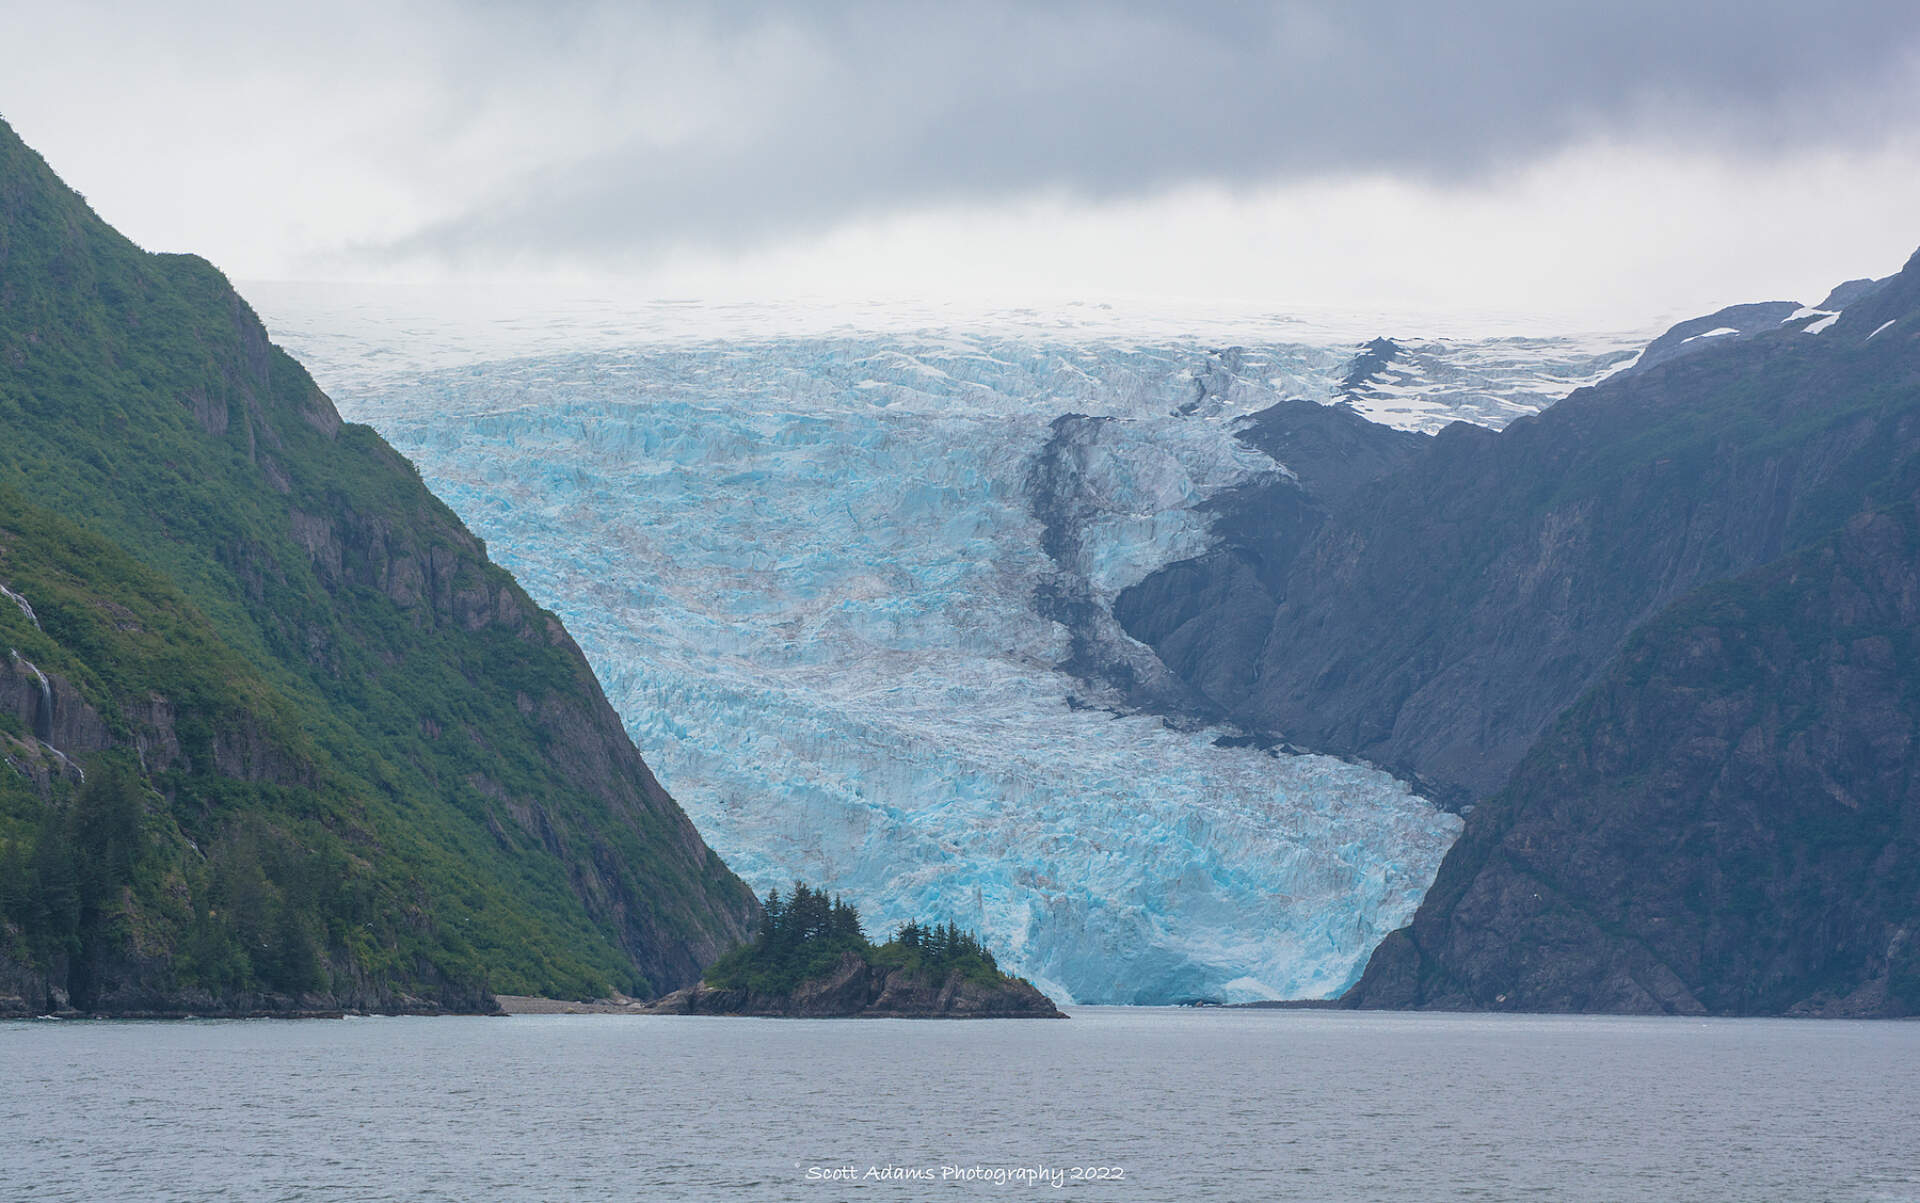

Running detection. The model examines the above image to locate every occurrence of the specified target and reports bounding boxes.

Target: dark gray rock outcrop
[643,951,1066,1018]
[1346,502,1920,1016]
[1121,252,1920,803]
[1628,299,1805,375]
[1121,248,1920,1014]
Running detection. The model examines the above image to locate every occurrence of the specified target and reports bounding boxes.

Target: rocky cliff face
[644,950,1065,1018]
[1347,502,1920,1016]
[1119,247,1920,1014]
[1123,257,1920,804]
[0,118,755,1013]
[1113,398,1431,752]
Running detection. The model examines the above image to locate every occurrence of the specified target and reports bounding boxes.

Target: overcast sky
[5,0,1920,326]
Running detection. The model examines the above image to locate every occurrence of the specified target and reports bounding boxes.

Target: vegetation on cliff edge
[703,882,1023,996]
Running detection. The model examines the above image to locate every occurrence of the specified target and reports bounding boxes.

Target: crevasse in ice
[269,315,1635,1004]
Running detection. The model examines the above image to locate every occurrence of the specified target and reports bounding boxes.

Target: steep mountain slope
[1628,300,1805,373]
[1347,500,1920,1015]
[1114,399,1429,734]
[1122,252,1920,804]
[1339,264,1920,1015]
[1121,245,1920,1014]
[0,118,754,1013]
[1623,277,1886,378]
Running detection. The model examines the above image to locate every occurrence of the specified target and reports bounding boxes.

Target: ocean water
[4,1009,1916,1202]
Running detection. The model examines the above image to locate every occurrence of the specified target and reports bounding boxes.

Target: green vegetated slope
[0,117,755,1014]
[704,883,1013,995]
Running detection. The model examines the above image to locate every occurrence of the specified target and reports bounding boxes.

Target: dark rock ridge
[1347,502,1920,1015]
[1820,276,1890,311]
[1341,336,1405,390]
[1111,396,1439,784]
[1229,396,1431,502]
[1026,414,1217,714]
[0,117,756,1015]
[1627,299,1805,375]
[1119,245,1920,1014]
[1618,276,1892,381]
[643,951,1066,1018]
[1122,251,1920,803]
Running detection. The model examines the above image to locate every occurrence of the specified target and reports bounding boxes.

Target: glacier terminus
[259,290,1644,1004]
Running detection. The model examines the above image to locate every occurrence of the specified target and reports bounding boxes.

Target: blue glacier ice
[258,294,1643,1004]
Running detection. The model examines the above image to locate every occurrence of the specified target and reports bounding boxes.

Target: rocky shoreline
[494,994,649,1015]
[640,951,1065,1019]
[0,958,502,1019]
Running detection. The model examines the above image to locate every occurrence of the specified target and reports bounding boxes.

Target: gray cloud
[355,1,1920,264]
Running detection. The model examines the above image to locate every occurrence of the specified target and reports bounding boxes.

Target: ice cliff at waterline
[260,296,1641,1004]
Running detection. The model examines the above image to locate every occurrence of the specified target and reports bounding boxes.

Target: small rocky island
[643,884,1064,1019]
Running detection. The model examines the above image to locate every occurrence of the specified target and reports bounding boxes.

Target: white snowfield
[260,291,1646,1005]
[1334,334,1642,431]
[1681,326,1742,343]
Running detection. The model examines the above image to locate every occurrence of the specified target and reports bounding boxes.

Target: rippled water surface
[4,1008,1918,1202]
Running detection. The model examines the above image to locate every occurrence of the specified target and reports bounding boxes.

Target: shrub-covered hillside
[0,117,756,1014]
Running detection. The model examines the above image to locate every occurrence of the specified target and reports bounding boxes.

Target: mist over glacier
[261,293,1642,1003]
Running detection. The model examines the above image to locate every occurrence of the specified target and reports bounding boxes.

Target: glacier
[258,291,1645,1004]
